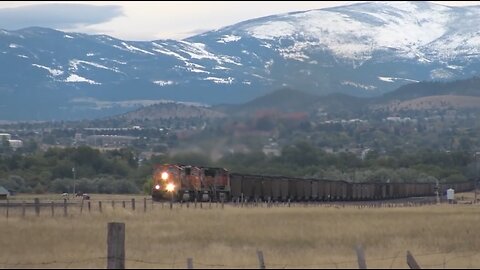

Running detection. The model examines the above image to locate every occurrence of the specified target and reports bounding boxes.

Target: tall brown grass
[1,198,480,268]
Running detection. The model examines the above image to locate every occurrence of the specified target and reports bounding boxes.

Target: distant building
[0,186,9,200]
[263,143,281,157]
[0,133,11,141]
[385,117,417,123]
[8,139,23,149]
[86,135,137,147]
[74,133,83,141]
[0,133,23,149]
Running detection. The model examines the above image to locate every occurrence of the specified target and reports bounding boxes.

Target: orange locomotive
[152,164,230,202]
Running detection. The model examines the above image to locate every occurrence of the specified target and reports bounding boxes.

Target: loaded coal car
[303,179,313,201]
[295,178,306,201]
[330,180,349,200]
[261,176,273,201]
[310,179,319,201]
[318,180,330,200]
[230,173,243,201]
[286,177,298,201]
[279,177,290,201]
[229,173,262,202]
[270,175,282,201]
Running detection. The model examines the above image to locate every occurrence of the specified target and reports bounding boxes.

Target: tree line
[0,143,477,194]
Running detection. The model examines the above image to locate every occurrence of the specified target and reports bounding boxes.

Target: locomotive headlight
[161,172,169,181]
[166,183,175,192]
[155,184,161,190]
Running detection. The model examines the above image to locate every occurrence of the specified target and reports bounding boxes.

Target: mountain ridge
[2,1,480,120]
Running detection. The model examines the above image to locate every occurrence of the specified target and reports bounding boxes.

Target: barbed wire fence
[0,222,479,269]
[0,251,479,269]
[1,199,479,269]
[0,195,464,219]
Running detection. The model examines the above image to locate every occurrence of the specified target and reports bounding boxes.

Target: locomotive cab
[152,164,183,201]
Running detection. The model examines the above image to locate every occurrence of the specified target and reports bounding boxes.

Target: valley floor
[1,193,480,268]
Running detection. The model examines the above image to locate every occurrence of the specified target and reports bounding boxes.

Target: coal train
[151,164,474,202]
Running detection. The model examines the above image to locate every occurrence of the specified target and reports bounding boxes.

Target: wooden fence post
[112,200,115,209]
[51,201,55,217]
[144,198,147,213]
[122,201,126,209]
[63,199,68,217]
[131,198,135,211]
[80,198,84,214]
[187,258,193,269]
[355,244,367,269]
[88,201,91,213]
[107,222,125,269]
[257,250,266,269]
[406,250,421,269]
[99,201,103,213]
[34,198,40,217]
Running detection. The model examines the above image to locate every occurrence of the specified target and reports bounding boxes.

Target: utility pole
[72,167,76,196]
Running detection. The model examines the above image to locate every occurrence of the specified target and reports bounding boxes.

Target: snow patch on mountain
[378,76,420,83]
[121,42,155,55]
[153,80,175,86]
[204,77,234,84]
[179,41,242,66]
[32,64,64,76]
[69,59,120,73]
[341,81,376,91]
[64,74,100,85]
[217,35,242,43]
[430,68,454,80]
[151,42,188,61]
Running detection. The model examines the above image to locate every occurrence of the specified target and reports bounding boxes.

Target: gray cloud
[0,4,124,30]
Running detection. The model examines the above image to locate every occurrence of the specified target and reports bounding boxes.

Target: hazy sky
[0,1,479,40]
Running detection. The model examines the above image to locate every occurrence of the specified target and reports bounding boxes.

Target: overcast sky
[0,1,479,40]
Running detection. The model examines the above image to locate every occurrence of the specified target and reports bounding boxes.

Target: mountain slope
[379,76,480,101]
[117,102,225,121]
[2,2,480,120]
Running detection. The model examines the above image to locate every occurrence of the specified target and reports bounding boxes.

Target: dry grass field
[1,194,480,269]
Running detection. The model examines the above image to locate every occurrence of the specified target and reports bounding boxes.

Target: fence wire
[0,250,479,269]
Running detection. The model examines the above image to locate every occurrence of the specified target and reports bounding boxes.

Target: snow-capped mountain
[1,1,480,120]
